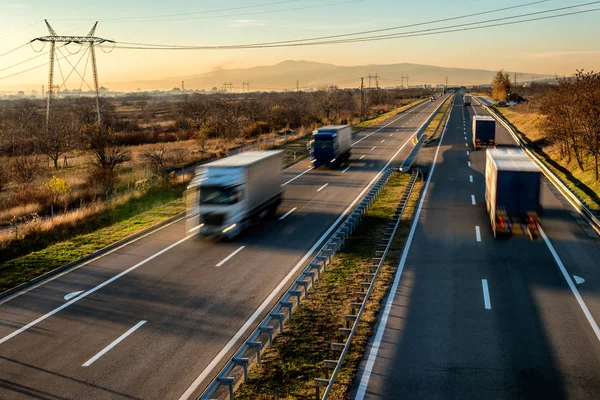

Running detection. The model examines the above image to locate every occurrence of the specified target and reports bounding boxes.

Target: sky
[0,0,599,92]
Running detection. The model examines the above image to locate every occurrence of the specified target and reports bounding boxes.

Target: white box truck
[186,150,284,239]
[463,94,472,106]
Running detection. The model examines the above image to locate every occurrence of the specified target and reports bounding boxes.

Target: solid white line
[481,280,491,310]
[0,215,187,306]
[351,100,430,146]
[342,167,350,173]
[82,320,146,367]
[476,226,481,242]
[355,94,455,400]
[279,207,297,221]
[179,98,446,400]
[469,175,473,183]
[371,146,376,151]
[359,155,365,160]
[215,246,245,267]
[0,235,193,345]
[471,195,476,205]
[317,183,329,192]
[472,104,479,116]
[539,226,600,341]
[468,161,471,167]
[281,167,313,186]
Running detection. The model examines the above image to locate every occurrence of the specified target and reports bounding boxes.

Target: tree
[44,175,71,210]
[0,158,8,192]
[492,70,511,101]
[142,145,174,181]
[10,156,42,189]
[36,109,77,169]
[181,96,210,130]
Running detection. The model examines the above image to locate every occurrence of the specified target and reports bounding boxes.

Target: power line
[0,20,43,40]
[0,43,29,58]
[112,1,600,50]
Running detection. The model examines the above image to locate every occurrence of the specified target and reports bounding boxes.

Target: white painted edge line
[469,175,473,183]
[64,291,84,301]
[82,320,147,367]
[539,226,600,341]
[0,215,187,306]
[471,195,476,205]
[351,100,430,146]
[317,183,329,192]
[481,280,491,310]
[355,94,455,400]
[472,103,479,116]
[215,246,246,267]
[476,226,482,242]
[359,155,365,160]
[179,97,444,400]
[0,235,193,345]
[342,167,350,173]
[279,207,297,221]
[281,167,314,187]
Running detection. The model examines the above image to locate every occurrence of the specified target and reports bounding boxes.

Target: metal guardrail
[415,95,450,140]
[475,97,600,235]
[400,135,427,173]
[200,168,398,400]
[315,170,420,400]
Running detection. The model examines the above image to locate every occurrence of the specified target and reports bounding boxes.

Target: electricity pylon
[31,20,115,130]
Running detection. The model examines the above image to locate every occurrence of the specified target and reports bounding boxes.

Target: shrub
[242,121,271,138]
[44,175,72,210]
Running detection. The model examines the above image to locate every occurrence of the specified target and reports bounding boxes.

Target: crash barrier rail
[416,95,451,140]
[200,168,399,400]
[315,169,420,400]
[399,135,427,173]
[476,97,600,235]
[425,95,453,145]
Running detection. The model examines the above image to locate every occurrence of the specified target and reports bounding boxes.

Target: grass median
[236,172,423,400]
[354,99,425,131]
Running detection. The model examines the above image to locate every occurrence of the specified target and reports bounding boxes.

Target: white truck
[463,94,472,106]
[186,150,284,239]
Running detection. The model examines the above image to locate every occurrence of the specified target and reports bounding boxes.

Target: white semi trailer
[186,150,284,239]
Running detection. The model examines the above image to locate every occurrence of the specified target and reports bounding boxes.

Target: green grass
[354,99,425,130]
[235,173,423,400]
[0,186,185,293]
[424,96,453,144]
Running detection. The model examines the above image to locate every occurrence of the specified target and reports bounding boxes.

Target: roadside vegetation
[423,95,453,144]
[236,172,423,400]
[488,70,600,212]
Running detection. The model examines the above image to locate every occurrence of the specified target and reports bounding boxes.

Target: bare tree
[492,70,511,101]
[10,156,43,189]
[36,109,78,169]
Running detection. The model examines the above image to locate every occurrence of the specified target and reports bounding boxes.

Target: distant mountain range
[106,60,546,92]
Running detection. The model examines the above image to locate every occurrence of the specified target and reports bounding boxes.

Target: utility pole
[296,80,299,92]
[446,76,448,86]
[375,74,379,89]
[33,20,114,130]
[181,80,185,92]
[368,74,372,88]
[405,76,410,88]
[360,77,364,120]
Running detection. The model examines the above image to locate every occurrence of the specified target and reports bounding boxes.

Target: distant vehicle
[472,115,496,150]
[463,94,472,106]
[310,125,352,168]
[186,151,284,239]
[430,96,435,102]
[485,148,542,239]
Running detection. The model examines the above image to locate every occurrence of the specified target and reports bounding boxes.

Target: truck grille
[201,212,225,226]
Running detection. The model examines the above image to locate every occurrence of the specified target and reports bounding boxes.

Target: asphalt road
[353,96,600,400]
[0,96,448,400]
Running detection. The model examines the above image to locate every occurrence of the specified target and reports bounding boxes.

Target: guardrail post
[259,325,274,346]
[233,358,250,382]
[279,300,293,319]
[303,271,316,288]
[248,341,262,363]
[270,312,285,332]
[315,378,330,400]
[289,290,303,305]
[296,280,310,297]
[217,377,235,400]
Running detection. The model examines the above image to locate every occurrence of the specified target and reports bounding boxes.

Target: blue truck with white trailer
[310,125,352,168]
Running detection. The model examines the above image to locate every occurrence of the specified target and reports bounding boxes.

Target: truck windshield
[314,139,334,150]
[199,186,243,205]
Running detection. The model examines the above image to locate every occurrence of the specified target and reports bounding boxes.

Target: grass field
[236,172,423,400]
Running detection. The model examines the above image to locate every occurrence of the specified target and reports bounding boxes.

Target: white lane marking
[395,129,399,132]
[64,291,84,301]
[472,104,479,116]
[0,215,187,306]
[371,146,376,151]
[575,275,586,285]
[281,167,313,187]
[0,235,193,345]
[464,136,467,140]
[317,183,329,192]
[476,226,481,242]
[466,151,470,155]
[279,207,297,221]
[359,155,365,160]
[471,195,476,205]
[179,98,445,400]
[465,143,468,147]
[381,139,385,143]
[342,167,350,173]
[468,161,471,167]
[469,175,473,183]
[352,101,431,146]
[82,320,146,367]
[216,246,246,267]
[481,280,491,310]
[539,226,600,341]
[355,94,455,400]
[389,133,394,137]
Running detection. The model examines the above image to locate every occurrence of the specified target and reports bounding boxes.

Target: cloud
[524,50,600,59]
[227,19,267,28]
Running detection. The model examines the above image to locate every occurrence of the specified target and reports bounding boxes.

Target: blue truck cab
[310,125,352,168]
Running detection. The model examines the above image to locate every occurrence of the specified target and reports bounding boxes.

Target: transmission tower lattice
[31,20,115,131]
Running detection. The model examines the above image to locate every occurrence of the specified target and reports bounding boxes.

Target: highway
[0,96,448,400]
[354,96,600,399]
